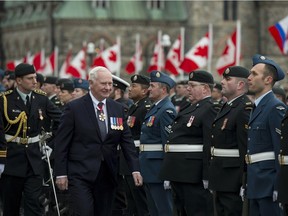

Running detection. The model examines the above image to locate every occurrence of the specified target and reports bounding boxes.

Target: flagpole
[54,46,59,77]
[180,27,185,80]
[236,20,241,65]
[116,36,121,77]
[135,34,140,74]
[207,24,213,73]
[158,30,162,71]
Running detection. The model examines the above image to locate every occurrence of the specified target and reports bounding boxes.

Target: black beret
[56,78,72,87]
[214,82,222,91]
[252,54,285,81]
[272,87,286,98]
[36,73,44,84]
[189,70,214,84]
[44,76,58,85]
[60,81,74,91]
[15,63,36,77]
[5,70,15,80]
[112,75,130,91]
[130,75,150,86]
[150,71,176,88]
[223,66,250,78]
[177,80,188,85]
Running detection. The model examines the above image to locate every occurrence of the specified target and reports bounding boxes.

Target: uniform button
[211,135,214,138]
[281,136,283,139]
[175,121,177,124]
[249,126,251,129]
[167,141,170,143]
[141,132,143,134]
[28,127,31,130]
[282,123,284,126]
[25,145,28,148]
[248,138,250,141]
[212,124,215,127]
[280,150,283,153]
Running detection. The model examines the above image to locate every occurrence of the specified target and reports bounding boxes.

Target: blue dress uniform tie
[26,95,31,112]
[97,102,107,141]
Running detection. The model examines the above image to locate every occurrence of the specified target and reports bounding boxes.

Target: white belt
[5,134,40,144]
[134,140,140,147]
[211,147,240,157]
[164,144,203,153]
[245,151,275,164]
[278,154,288,165]
[140,144,163,152]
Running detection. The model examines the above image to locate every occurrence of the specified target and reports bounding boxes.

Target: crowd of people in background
[0,53,288,216]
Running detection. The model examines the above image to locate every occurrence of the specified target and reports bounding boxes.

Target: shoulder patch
[166,109,174,114]
[276,106,285,110]
[33,89,47,96]
[1,90,13,96]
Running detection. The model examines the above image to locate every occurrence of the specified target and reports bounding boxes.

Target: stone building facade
[1,1,288,81]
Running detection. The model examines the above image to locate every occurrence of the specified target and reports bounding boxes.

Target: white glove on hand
[239,186,245,202]
[163,181,171,190]
[202,180,209,189]
[41,145,52,160]
[273,191,278,202]
[0,164,5,177]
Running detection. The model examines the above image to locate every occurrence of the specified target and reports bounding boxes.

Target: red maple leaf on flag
[194,45,208,58]
[173,47,181,61]
[80,58,86,70]
[109,50,117,62]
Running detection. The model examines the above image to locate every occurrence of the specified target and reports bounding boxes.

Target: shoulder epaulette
[213,101,222,110]
[0,90,13,97]
[276,105,286,110]
[33,89,47,96]
[245,102,253,110]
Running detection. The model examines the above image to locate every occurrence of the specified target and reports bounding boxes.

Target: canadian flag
[28,50,45,72]
[6,59,23,70]
[66,47,87,78]
[38,47,58,76]
[165,35,183,75]
[125,34,143,74]
[93,43,121,73]
[179,32,210,73]
[59,49,73,78]
[148,31,164,72]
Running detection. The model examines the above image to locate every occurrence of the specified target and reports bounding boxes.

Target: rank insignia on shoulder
[165,125,172,133]
[166,109,174,114]
[34,89,47,96]
[245,124,248,129]
[1,90,13,96]
[276,106,285,110]
[275,128,281,135]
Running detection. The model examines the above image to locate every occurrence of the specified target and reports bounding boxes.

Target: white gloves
[240,186,245,202]
[0,164,5,177]
[163,180,171,190]
[41,145,52,160]
[273,191,278,202]
[202,180,209,189]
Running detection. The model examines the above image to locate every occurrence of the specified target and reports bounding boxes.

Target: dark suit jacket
[0,89,61,177]
[159,97,218,183]
[54,94,140,183]
[247,92,286,199]
[208,95,252,192]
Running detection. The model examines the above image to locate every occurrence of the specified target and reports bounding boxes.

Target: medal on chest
[221,118,228,130]
[187,115,195,127]
[146,116,155,127]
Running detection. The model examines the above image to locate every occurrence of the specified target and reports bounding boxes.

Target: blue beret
[252,54,285,81]
[150,71,176,88]
[73,78,89,91]
[15,63,36,77]
[189,70,214,84]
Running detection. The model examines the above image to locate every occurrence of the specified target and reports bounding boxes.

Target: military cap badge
[156,72,160,78]
[225,68,230,75]
[133,75,137,81]
[189,73,193,79]
[260,55,266,60]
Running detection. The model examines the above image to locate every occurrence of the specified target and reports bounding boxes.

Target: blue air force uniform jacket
[247,92,286,199]
[139,96,176,183]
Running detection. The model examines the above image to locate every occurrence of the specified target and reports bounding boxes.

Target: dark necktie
[26,95,31,111]
[97,102,107,141]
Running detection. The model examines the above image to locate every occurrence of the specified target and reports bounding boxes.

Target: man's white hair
[88,66,111,81]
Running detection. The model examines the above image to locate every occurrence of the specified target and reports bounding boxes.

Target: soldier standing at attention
[159,70,218,216]
[120,74,151,216]
[139,70,176,216]
[0,63,61,216]
[246,54,286,216]
[208,66,252,215]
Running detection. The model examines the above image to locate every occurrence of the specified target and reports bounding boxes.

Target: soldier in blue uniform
[139,71,176,216]
[0,63,61,216]
[208,66,252,215]
[246,54,286,216]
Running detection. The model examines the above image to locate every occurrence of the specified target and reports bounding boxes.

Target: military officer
[171,80,190,113]
[159,70,218,215]
[72,78,89,99]
[0,63,61,216]
[278,109,288,216]
[139,71,176,216]
[41,76,62,108]
[120,74,151,216]
[208,66,252,215]
[246,54,286,216]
